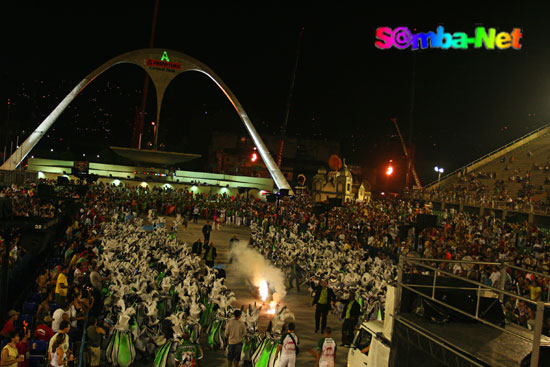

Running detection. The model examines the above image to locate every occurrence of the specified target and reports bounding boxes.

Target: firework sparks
[259,280,269,302]
[267,300,277,315]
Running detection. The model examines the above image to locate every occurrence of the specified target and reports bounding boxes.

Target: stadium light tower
[434,166,444,182]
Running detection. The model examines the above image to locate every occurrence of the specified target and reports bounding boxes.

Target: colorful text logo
[375,26,522,50]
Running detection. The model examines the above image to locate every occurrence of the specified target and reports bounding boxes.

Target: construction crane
[276,27,304,167]
[131,0,160,149]
[391,118,421,188]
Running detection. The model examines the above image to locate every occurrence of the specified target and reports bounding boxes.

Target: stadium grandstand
[413,124,550,218]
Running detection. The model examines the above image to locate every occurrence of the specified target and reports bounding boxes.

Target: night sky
[4,5,550,185]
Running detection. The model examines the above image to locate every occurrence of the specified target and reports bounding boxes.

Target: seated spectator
[0,310,19,339]
[34,316,54,342]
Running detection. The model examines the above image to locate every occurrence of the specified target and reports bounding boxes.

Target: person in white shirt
[452,262,463,275]
[192,206,199,224]
[275,323,299,367]
[316,327,337,367]
[489,267,501,287]
[52,305,70,333]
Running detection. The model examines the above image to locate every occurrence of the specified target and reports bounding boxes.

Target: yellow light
[140,182,148,188]
[386,165,393,176]
[259,280,268,302]
[267,300,277,315]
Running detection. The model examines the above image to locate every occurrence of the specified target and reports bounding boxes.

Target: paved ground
[170,218,348,367]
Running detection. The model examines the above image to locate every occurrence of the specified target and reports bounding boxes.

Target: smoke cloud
[230,240,287,301]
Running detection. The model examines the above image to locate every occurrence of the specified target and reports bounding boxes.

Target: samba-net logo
[375,26,523,50]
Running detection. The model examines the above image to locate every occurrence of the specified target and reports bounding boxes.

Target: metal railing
[394,315,489,367]
[397,257,550,367]
[425,123,550,187]
[78,313,89,367]
[408,192,550,216]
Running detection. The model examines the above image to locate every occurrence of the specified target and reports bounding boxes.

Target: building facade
[311,162,371,203]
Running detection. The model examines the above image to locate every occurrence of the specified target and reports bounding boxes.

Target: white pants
[319,359,334,367]
[279,354,296,367]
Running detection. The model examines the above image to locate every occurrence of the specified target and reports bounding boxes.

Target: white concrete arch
[3,48,291,192]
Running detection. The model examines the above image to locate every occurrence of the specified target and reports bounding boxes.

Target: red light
[251,152,258,162]
[386,165,393,176]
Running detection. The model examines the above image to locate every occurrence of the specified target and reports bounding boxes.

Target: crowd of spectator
[417,170,550,213]
[0,179,549,367]
[0,183,107,367]
[0,186,58,218]
[419,148,550,213]
[0,233,25,273]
